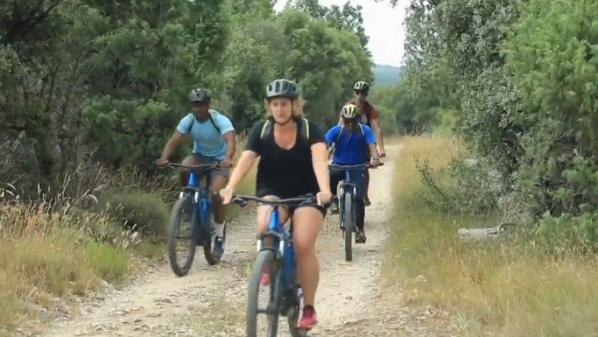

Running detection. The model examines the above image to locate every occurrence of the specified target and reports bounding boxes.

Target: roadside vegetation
[385,135,598,337]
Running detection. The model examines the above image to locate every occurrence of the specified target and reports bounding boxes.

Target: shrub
[85,244,129,282]
[101,191,169,238]
[537,212,598,254]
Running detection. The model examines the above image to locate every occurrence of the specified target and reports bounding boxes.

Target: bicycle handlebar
[329,162,384,170]
[232,195,317,207]
[165,162,221,170]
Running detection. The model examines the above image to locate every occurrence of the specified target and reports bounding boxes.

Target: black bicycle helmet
[353,81,370,93]
[266,79,298,99]
[188,88,211,102]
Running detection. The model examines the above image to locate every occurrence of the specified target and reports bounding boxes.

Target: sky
[274,0,409,67]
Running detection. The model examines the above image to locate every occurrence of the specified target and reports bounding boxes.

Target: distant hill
[373,64,403,86]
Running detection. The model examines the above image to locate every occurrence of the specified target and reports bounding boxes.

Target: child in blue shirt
[325,104,380,243]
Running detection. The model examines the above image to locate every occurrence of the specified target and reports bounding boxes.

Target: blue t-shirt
[176,110,235,160]
[325,124,376,165]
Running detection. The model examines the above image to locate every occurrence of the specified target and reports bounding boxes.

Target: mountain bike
[166,162,225,276]
[233,195,316,337]
[330,163,381,262]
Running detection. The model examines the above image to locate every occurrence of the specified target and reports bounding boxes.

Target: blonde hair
[264,97,305,119]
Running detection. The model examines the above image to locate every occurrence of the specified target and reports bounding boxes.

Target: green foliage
[102,191,169,238]
[85,243,129,282]
[400,0,598,246]
[220,15,288,130]
[218,5,371,130]
[291,0,370,50]
[0,0,228,192]
[279,10,371,125]
[369,58,459,134]
[537,212,598,254]
[2,0,371,195]
[372,64,402,86]
[80,0,228,168]
[505,0,598,219]
[83,97,171,167]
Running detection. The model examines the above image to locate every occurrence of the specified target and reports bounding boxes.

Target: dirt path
[39,146,401,337]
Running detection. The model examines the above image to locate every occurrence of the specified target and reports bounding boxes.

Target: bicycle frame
[257,206,297,298]
[332,163,369,190]
[331,164,369,204]
[338,170,359,197]
[186,170,212,229]
[171,163,219,239]
[234,195,315,318]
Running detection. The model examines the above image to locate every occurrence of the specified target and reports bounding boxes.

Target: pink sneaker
[298,306,318,330]
[260,268,270,286]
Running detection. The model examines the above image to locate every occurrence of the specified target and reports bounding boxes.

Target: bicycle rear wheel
[168,196,197,276]
[343,192,353,262]
[248,250,280,337]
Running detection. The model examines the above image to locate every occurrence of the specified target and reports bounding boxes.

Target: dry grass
[0,201,137,333]
[385,135,598,337]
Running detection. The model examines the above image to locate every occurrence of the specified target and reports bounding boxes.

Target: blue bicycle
[233,195,313,337]
[330,163,381,261]
[166,163,225,276]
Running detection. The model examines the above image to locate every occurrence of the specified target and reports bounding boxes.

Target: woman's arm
[311,142,332,204]
[220,150,258,203]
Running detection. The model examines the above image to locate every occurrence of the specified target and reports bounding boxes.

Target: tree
[505,0,598,218]
[1,0,372,196]
[81,0,228,168]
[278,10,371,125]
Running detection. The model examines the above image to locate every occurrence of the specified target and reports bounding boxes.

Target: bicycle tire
[343,192,353,262]
[168,197,197,277]
[203,221,225,265]
[247,250,280,337]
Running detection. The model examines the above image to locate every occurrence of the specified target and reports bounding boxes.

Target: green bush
[102,191,169,238]
[414,156,505,217]
[537,212,598,254]
[85,244,129,282]
[505,0,598,216]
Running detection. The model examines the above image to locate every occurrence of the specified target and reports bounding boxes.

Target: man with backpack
[157,88,236,250]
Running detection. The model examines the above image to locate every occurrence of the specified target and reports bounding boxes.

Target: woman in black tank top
[220,79,331,330]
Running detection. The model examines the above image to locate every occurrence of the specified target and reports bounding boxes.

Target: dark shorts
[256,192,327,217]
[183,154,229,178]
[288,200,328,217]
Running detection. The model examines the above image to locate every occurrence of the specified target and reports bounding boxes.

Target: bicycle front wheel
[168,196,197,276]
[247,250,280,337]
[203,221,225,265]
[343,192,353,262]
